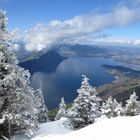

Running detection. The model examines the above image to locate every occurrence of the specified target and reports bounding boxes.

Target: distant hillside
[56,44,140,65]
[19,50,66,74]
[97,77,140,105]
[103,64,140,78]
[97,64,140,104]
[56,44,108,57]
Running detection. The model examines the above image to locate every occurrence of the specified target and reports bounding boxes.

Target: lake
[30,56,140,109]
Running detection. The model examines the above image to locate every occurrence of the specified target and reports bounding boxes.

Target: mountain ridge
[19,50,67,74]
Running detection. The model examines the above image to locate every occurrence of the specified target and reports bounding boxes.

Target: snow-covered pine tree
[34,88,48,123]
[0,10,46,138]
[115,102,124,116]
[66,75,101,129]
[101,96,123,118]
[55,97,66,120]
[125,90,140,116]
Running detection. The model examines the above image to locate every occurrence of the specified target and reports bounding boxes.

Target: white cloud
[62,34,140,47]
[23,6,140,51]
[133,39,140,46]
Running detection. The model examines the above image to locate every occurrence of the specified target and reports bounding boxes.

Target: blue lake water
[30,56,140,109]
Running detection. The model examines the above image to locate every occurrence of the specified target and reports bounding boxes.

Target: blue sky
[0,0,118,29]
[1,0,140,51]
[1,0,121,30]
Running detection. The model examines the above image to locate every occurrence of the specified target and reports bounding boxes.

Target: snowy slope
[14,116,140,140]
[33,118,71,138]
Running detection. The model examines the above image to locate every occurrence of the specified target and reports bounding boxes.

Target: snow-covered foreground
[14,116,140,140]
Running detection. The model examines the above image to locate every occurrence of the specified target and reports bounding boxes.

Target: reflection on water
[31,56,140,109]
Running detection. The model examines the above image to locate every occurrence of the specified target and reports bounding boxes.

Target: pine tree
[125,90,140,116]
[34,88,48,123]
[101,96,123,118]
[66,75,101,129]
[0,10,45,138]
[115,102,124,116]
[55,97,66,120]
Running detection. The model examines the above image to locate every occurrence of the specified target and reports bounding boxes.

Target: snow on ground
[32,118,71,139]
[14,118,71,140]
[14,115,140,140]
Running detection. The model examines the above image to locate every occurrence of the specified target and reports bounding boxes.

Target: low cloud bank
[22,5,140,51]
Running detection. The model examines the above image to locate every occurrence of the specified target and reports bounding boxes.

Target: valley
[19,44,140,109]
